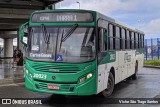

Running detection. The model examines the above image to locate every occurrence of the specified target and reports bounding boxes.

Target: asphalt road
[0,68,160,107]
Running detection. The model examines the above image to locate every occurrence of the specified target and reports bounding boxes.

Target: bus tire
[101,72,114,97]
[132,63,138,80]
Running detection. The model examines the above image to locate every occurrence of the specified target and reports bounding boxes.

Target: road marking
[0,83,24,87]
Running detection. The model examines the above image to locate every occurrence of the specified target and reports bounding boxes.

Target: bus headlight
[26,69,29,75]
[87,73,93,79]
[79,73,93,83]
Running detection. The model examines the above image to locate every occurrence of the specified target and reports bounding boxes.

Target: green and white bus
[20,9,144,97]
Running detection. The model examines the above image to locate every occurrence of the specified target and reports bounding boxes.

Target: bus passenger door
[97,27,108,93]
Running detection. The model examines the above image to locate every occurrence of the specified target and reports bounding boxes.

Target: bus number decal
[110,54,116,60]
[33,73,47,79]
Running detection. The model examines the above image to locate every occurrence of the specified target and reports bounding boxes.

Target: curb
[0,77,24,85]
[144,65,160,69]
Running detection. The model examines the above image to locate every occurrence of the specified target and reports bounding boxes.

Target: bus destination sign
[31,12,93,22]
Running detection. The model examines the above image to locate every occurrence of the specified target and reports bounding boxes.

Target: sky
[56,0,160,39]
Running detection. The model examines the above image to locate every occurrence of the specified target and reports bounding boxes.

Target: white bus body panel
[97,50,144,94]
[97,64,105,93]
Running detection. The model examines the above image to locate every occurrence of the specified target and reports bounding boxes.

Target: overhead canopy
[0,0,62,38]
[0,0,62,9]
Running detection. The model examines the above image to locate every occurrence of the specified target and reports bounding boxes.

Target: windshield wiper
[61,24,78,42]
[41,24,50,44]
[58,24,78,53]
[59,29,64,52]
[29,28,34,51]
[41,24,50,53]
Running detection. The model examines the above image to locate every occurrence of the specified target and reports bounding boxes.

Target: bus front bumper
[25,74,96,96]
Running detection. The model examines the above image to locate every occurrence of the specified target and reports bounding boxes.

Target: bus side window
[104,30,108,50]
[98,28,107,52]
[98,28,103,51]
[126,30,130,49]
[115,26,120,50]
[135,33,138,49]
[121,28,126,50]
[108,24,114,50]
[139,34,141,48]
[131,32,134,49]
[98,28,108,64]
[141,34,144,48]
[138,34,140,48]
[142,35,144,48]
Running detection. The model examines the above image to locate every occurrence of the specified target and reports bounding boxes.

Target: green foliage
[144,60,160,66]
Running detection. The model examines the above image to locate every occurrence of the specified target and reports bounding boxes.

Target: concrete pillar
[17,29,23,51]
[4,38,13,63]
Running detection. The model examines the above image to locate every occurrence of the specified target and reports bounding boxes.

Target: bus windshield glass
[27,26,96,63]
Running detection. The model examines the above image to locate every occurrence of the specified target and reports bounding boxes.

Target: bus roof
[96,11,144,34]
[31,9,144,34]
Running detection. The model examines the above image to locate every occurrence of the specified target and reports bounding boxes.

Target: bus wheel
[101,72,114,97]
[132,63,138,80]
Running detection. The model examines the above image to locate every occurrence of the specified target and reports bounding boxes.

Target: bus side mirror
[20,22,29,47]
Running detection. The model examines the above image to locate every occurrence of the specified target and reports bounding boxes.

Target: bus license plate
[48,85,60,90]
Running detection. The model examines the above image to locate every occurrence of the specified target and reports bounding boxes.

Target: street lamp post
[76,1,80,9]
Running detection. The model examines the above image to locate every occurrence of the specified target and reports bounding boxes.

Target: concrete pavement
[0,68,159,107]
[0,61,24,85]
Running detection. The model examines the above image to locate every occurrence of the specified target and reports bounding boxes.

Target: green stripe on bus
[100,51,116,64]
[136,49,144,55]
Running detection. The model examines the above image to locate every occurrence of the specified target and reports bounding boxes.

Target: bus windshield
[27,26,96,63]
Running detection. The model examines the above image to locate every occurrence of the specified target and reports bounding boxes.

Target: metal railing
[145,38,160,60]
